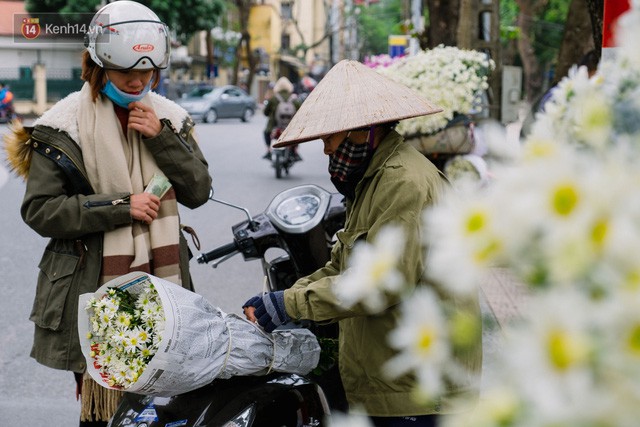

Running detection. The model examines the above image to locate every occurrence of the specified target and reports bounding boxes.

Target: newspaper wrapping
[78,272,320,396]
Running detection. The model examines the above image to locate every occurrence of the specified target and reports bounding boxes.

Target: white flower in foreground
[424,193,504,295]
[442,387,523,427]
[385,288,450,398]
[334,225,406,312]
[327,412,373,427]
[502,290,597,418]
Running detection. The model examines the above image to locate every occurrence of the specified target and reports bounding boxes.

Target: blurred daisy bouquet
[377,45,494,137]
[85,284,164,389]
[330,4,640,426]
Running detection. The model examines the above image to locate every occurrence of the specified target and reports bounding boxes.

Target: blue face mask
[101,80,151,108]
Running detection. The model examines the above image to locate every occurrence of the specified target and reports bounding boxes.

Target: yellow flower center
[417,326,436,355]
[473,238,501,264]
[465,211,486,234]
[524,139,555,159]
[371,259,393,282]
[451,312,480,348]
[627,324,640,356]
[624,270,640,291]
[547,329,588,371]
[591,219,608,248]
[552,184,579,217]
[583,101,611,129]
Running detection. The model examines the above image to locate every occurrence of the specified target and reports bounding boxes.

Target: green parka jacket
[284,131,482,416]
[4,90,212,373]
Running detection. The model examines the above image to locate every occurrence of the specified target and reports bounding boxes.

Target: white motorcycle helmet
[84,0,170,70]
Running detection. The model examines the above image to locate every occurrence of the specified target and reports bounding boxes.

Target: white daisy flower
[385,288,450,397]
[334,225,407,312]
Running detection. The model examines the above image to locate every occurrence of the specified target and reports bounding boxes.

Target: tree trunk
[515,0,548,101]
[233,0,255,89]
[586,0,603,60]
[206,32,215,83]
[553,0,595,86]
[425,0,460,47]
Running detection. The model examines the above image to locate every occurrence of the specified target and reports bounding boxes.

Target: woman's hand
[130,192,161,224]
[128,101,162,138]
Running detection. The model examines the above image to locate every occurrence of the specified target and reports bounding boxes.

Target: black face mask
[330,161,370,200]
[328,137,369,182]
[328,137,371,200]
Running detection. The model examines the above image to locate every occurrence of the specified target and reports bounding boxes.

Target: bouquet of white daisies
[78,272,320,396]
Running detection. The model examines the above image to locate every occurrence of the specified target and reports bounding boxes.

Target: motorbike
[0,102,18,124]
[108,184,348,427]
[269,128,299,179]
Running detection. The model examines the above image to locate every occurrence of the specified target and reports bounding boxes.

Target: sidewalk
[477,267,528,392]
[480,268,529,330]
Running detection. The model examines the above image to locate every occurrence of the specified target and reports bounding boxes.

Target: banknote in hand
[144,173,172,199]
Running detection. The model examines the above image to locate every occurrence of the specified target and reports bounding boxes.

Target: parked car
[177,84,257,123]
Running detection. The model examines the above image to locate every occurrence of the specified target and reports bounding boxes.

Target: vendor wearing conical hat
[244,60,482,424]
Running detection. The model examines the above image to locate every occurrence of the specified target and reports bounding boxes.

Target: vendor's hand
[128,101,162,138]
[243,305,257,323]
[242,291,290,333]
[130,192,160,224]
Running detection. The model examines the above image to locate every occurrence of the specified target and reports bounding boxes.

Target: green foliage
[535,0,570,66]
[356,0,405,57]
[25,0,225,44]
[312,337,339,376]
[500,0,571,69]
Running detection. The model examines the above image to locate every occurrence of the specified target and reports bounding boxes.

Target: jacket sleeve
[284,168,440,322]
[284,245,344,322]
[143,120,212,209]
[21,151,132,240]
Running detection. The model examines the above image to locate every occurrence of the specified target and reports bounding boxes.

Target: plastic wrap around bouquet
[78,272,320,397]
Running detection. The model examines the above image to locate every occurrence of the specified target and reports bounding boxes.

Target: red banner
[602,0,630,47]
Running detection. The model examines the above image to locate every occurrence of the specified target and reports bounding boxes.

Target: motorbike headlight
[266,184,331,233]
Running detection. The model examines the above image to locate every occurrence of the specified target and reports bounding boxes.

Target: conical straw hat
[274,59,442,147]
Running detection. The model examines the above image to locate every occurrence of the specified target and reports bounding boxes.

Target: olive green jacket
[284,131,482,416]
[5,91,212,373]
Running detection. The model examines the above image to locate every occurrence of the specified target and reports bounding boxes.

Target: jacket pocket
[336,229,368,265]
[29,249,79,330]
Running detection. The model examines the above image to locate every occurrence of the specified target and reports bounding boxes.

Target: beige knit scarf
[78,83,181,285]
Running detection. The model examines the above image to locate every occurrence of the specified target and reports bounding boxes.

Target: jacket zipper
[162,118,193,152]
[84,195,131,208]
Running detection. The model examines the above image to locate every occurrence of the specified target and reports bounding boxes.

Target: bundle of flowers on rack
[328,5,640,426]
[377,45,494,139]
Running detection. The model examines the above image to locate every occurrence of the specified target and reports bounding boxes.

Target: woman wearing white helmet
[4,2,211,425]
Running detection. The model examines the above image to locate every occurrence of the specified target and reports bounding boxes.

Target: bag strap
[31,140,94,196]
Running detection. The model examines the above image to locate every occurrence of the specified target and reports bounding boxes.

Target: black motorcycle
[108,184,347,426]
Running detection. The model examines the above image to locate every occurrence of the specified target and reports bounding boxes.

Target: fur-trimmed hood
[3,86,192,180]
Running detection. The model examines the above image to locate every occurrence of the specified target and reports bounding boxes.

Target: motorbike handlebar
[197,242,239,264]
